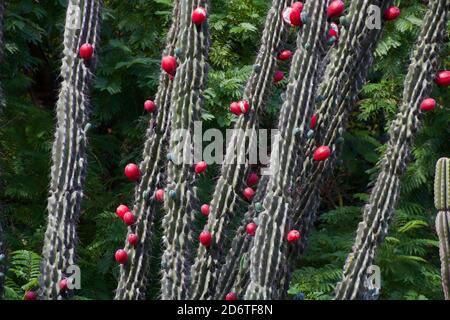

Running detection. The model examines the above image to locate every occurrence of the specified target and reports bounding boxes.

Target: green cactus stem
[160,0,211,300]
[114,0,181,301]
[244,0,329,300]
[435,157,450,300]
[39,0,102,300]
[335,0,448,300]
[189,0,292,300]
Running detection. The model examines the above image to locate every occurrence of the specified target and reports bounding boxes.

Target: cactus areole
[115,249,128,264]
[420,98,436,111]
[123,212,135,226]
[246,222,258,236]
[225,292,237,300]
[161,55,177,76]
[79,43,94,60]
[199,231,212,247]
[124,163,141,181]
[287,230,301,243]
[201,204,210,217]
[127,234,139,246]
[192,7,207,25]
[116,204,129,219]
[313,146,331,161]
[144,100,156,112]
[327,0,344,18]
[195,161,208,174]
[435,70,450,86]
[384,6,400,21]
[24,291,37,300]
[278,50,293,61]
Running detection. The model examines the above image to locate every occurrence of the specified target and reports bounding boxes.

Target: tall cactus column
[335,0,448,300]
[244,0,329,300]
[190,0,292,300]
[435,157,450,300]
[160,0,211,300]
[40,0,102,299]
[114,0,181,300]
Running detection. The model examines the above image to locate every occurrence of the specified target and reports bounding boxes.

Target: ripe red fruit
[115,249,128,264]
[287,230,301,243]
[201,204,210,217]
[230,102,242,115]
[384,6,400,21]
[274,71,284,83]
[192,7,207,25]
[289,7,302,27]
[116,204,129,220]
[435,70,450,87]
[420,98,436,111]
[310,114,317,129]
[128,233,139,246]
[246,222,258,236]
[123,211,135,226]
[124,163,141,181]
[79,43,94,60]
[278,50,293,61]
[246,173,259,186]
[155,189,165,202]
[328,23,339,39]
[327,0,345,18]
[225,292,237,300]
[161,55,177,75]
[144,100,156,112]
[291,2,304,12]
[24,291,37,300]
[59,278,68,292]
[313,146,331,161]
[195,161,208,174]
[239,100,250,114]
[243,187,255,201]
[199,230,212,247]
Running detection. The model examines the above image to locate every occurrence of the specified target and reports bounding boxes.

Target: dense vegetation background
[0,0,448,300]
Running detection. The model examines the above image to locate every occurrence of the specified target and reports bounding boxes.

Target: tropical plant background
[0,0,448,300]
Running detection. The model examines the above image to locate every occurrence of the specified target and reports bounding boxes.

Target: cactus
[0,221,5,300]
[189,0,292,300]
[434,157,450,300]
[335,0,448,300]
[160,0,211,300]
[244,0,330,300]
[39,0,102,299]
[114,0,181,300]
[0,0,4,109]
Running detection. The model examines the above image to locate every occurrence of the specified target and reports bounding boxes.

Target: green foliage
[4,250,41,299]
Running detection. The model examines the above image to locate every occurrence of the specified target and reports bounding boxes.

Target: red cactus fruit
[115,249,128,264]
[116,204,129,220]
[287,230,301,243]
[123,211,135,226]
[195,161,208,174]
[79,43,94,60]
[199,230,212,247]
[201,204,210,217]
[384,6,400,21]
[59,278,69,292]
[161,56,177,75]
[289,7,302,27]
[243,187,255,201]
[246,172,259,186]
[239,100,250,114]
[246,222,258,236]
[128,233,139,246]
[155,189,165,202]
[278,50,293,61]
[144,100,156,112]
[225,292,237,300]
[310,114,317,129]
[124,163,141,181]
[420,98,436,111]
[313,146,331,161]
[192,7,207,25]
[291,2,304,12]
[328,23,339,39]
[327,0,345,18]
[24,291,37,300]
[274,70,285,83]
[230,102,242,115]
[435,70,450,87]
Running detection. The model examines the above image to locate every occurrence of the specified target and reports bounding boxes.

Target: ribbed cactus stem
[190,0,292,300]
[114,0,181,300]
[160,0,211,300]
[245,0,329,300]
[0,0,5,109]
[435,157,450,300]
[39,0,102,299]
[0,221,5,300]
[335,0,448,300]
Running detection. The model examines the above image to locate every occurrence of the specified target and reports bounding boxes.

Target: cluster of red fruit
[419,70,450,112]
